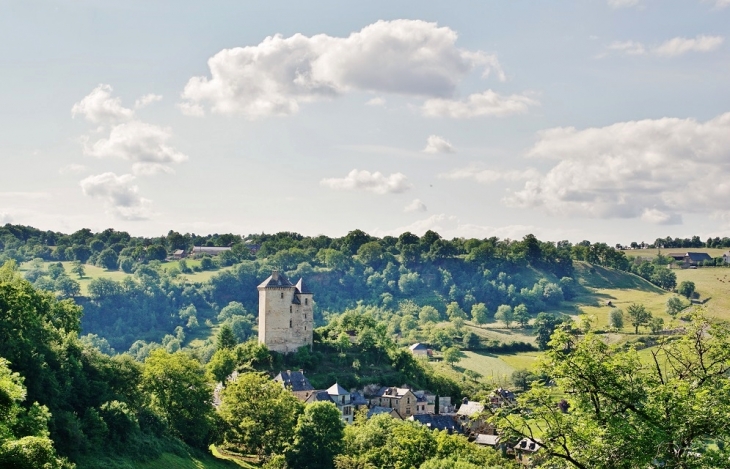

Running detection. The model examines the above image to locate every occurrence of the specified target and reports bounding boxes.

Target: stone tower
[257,270,313,353]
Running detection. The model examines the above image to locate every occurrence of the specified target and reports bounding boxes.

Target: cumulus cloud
[83,121,188,168]
[605,41,647,56]
[603,35,724,57]
[80,172,151,220]
[180,20,504,118]
[404,199,427,212]
[441,164,539,183]
[134,93,163,109]
[72,84,134,123]
[421,89,538,118]
[423,135,455,154]
[320,169,412,194]
[505,112,730,224]
[654,35,724,57]
[706,0,730,9]
[607,0,641,8]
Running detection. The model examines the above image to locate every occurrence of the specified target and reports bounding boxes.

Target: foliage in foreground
[494,311,730,468]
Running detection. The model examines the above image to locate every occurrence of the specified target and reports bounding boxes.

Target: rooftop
[274,370,314,392]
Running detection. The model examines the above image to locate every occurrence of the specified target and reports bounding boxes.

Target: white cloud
[134,93,163,109]
[654,35,724,57]
[607,0,641,8]
[440,164,538,183]
[421,89,538,118]
[505,112,730,224]
[83,121,188,165]
[404,199,427,212]
[423,135,455,154]
[132,162,175,176]
[72,84,134,123]
[603,35,723,57]
[706,0,730,9]
[0,212,12,224]
[180,20,503,118]
[365,97,386,107]
[177,101,205,117]
[320,169,412,194]
[59,164,88,174]
[606,41,647,56]
[80,172,152,220]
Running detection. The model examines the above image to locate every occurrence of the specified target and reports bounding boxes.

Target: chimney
[272,270,279,281]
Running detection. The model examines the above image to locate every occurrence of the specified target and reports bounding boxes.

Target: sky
[1,0,729,245]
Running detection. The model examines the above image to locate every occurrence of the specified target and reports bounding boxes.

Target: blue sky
[1,0,729,244]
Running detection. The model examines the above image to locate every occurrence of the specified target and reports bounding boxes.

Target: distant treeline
[622,235,730,250]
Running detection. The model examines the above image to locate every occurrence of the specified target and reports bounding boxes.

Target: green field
[19,260,232,295]
[431,350,540,386]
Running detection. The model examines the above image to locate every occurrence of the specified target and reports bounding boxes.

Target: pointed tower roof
[326,382,349,396]
[258,270,294,289]
[295,278,312,294]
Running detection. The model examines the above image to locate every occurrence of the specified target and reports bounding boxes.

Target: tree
[442,346,462,367]
[96,248,119,270]
[513,304,530,328]
[470,303,489,325]
[118,256,135,273]
[493,312,730,469]
[335,332,351,354]
[534,313,566,350]
[511,369,537,391]
[216,324,237,350]
[462,331,480,350]
[207,348,236,383]
[678,280,696,299]
[141,349,215,448]
[446,302,467,321]
[70,261,85,279]
[666,296,686,318]
[219,372,303,459]
[608,308,624,330]
[419,305,440,325]
[287,401,345,469]
[626,303,652,334]
[146,244,167,262]
[648,316,664,334]
[54,275,80,298]
[494,305,514,328]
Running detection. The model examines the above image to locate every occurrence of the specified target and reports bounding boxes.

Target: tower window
[281,292,284,299]
[290,305,292,313]
[305,298,308,305]
[290,320,292,328]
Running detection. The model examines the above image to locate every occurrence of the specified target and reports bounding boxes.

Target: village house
[191,246,232,257]
[409,414,460,433]
[413,390,435,414]
[172,249,186,260]
[367,406,403,419]
[513,438,543,466]
[408,343,432,358]
[438,396,455,414]
[274,370,314,401]
[723,251,730,264]
[457,398,493,436]
[668,252,713,268]
[474,433,501,449]
[325,382,353,424]
[489,387,516,407]
[370,386,419,419]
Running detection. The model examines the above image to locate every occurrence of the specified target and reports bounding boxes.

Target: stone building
[258,270,313,354]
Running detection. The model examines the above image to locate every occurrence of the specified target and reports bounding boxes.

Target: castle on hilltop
[257,270,313,353]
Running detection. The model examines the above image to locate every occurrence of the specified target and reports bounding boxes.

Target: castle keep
[257,270,313,353]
